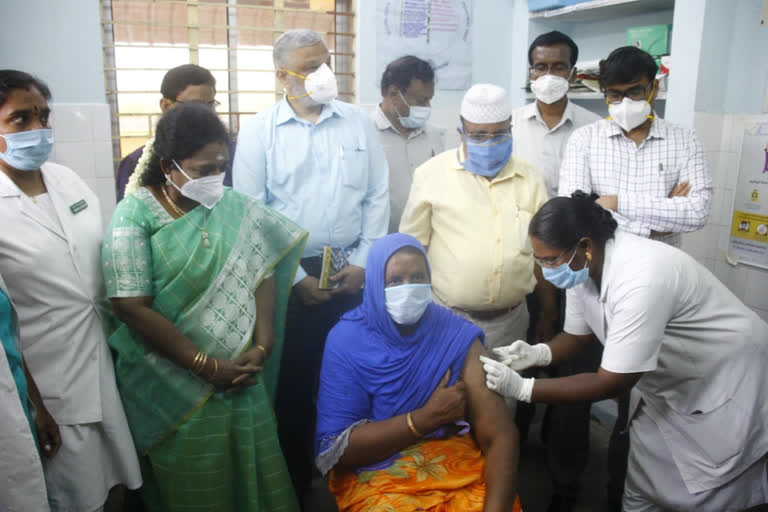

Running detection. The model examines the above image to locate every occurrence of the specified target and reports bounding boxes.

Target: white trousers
[623,408,768,511]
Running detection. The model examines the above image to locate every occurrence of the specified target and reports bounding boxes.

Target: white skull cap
[460,83,512,124]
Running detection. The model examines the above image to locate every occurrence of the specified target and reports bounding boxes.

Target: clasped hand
[206,346,266,392]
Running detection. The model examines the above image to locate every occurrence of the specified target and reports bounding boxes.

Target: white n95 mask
[169,160,225,209]
[608,97,653,132]
[530,75,570,104]
[385,283,432,325]
[299,63,338,105]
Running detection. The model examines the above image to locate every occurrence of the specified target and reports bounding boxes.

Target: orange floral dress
[329,435,522,511]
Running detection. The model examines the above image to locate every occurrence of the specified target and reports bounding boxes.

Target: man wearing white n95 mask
[512,31,604,512]
[232,28,389,505]
[558,46,712,248]
[512,31,600,199]
[372,56,445,232]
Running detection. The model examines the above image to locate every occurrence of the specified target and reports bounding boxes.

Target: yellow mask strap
[282,69,313,100]
[605,82,657,122]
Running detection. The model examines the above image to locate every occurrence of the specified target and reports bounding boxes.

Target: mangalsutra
[161,184,211,248]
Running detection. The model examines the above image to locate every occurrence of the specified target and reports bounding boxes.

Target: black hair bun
[570,189,600,202]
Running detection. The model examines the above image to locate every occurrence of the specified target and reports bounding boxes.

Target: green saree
[103,187,306,511]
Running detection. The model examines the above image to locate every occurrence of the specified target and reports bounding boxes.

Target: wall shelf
[524,90,667,100]
[529,0,675,23]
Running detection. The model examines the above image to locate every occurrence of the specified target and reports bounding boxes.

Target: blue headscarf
[315,234,483,461]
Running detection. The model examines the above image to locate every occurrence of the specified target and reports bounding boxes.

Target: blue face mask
[397,90,431,129]
[459,131,513,178]
[0,129,54,171]
[542,247,589,289]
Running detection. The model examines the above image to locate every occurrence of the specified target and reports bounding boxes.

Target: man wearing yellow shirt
[400,84,559,409]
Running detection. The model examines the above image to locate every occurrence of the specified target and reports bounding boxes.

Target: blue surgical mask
[459,131,513,178]
[398,90,431,129]
[542,248,589,289]
[0,129,54,171]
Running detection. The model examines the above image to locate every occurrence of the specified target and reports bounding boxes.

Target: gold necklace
[161,184,211,248]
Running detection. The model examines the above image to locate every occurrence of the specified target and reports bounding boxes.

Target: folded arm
[618,134,711,233]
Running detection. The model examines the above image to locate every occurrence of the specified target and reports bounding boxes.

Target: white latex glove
[480,355,534,402]
[492,339,552,371]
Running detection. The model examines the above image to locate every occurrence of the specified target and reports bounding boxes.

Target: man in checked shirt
[559,46,712,247]
[552,46,712,512]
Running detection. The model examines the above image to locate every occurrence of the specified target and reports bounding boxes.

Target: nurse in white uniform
[0,70,142,511]
[481,191,768,511]
[0,272,52,512]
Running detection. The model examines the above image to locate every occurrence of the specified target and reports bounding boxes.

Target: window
[100,0,355,166]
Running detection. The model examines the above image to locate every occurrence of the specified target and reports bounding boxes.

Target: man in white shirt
[371,55,445,232]
[511,31,605,512]
[556,46,712,512]
[512,30,600,199]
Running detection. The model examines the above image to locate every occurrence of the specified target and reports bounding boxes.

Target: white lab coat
[0,273,50,512]
[0,162,106,424]
[564,230,768,503]
[0,163,141,510]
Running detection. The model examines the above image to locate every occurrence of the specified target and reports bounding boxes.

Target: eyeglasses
[531,63,571,75]
[533,244,576,268]
[462,127,512,144]
[174,99,222,108]
[604,84,652,105]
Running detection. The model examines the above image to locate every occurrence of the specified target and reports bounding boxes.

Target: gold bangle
[406,412,424,438]
[191,351,204,372]
[255,345,267,354]
[193,352,208,375]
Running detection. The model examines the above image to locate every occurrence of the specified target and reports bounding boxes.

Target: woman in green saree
[102,103,306,511]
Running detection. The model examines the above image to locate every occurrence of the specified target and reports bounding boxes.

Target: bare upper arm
[596,367,643,397]
[462,339,518,451]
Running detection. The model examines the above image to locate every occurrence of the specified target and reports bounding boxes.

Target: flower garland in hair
[124,137,155,196]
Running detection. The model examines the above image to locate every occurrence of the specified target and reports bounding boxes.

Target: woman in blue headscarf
[315,233,521,512]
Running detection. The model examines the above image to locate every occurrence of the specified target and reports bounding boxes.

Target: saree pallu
[329,435,522,512]
[103,188,306,511]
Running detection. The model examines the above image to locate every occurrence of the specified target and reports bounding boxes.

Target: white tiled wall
[48,103,116,228]
[682,112,768,322]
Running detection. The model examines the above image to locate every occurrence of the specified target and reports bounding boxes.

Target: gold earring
[586,250,592,262]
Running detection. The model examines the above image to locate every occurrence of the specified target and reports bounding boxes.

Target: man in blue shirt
[233,28,389,505]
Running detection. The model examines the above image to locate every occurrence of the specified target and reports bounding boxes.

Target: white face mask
[168,160,225,209]
[608,97,652,132]
[397,90,431,129]
[385,283,432,325]
[297,63,338,105]
[530,74,570,104]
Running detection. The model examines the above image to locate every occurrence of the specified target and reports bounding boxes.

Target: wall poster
[376,0,473,91]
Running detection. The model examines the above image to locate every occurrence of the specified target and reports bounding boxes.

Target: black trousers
[273,265,362,508]
[519,293,630,508]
